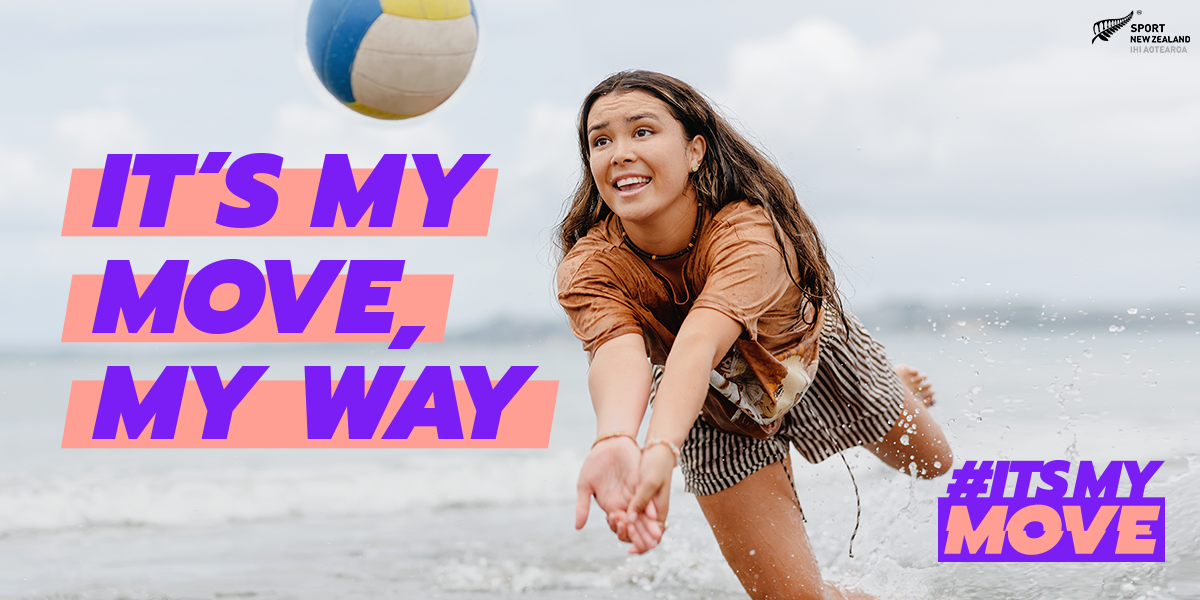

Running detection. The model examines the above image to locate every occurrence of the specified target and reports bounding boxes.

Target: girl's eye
[635,128,652,137]
[592,137,610,148]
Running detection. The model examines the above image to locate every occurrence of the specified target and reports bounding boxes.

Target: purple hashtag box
[938,498,1165,562]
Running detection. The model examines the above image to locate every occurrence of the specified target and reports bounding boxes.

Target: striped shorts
[681,311,906,496]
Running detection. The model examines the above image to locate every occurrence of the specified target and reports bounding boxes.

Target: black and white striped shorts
[681,311,906,496]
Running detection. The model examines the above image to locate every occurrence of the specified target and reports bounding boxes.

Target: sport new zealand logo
[1093,11,1135,43]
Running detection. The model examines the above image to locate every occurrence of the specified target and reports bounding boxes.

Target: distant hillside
[854,300,1198,337]
[445,315,577,344]
[447,301,1199,344]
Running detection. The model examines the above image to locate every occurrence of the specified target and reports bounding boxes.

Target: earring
[691,164,699,172]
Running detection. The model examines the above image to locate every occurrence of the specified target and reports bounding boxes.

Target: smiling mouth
[615,176,650,192]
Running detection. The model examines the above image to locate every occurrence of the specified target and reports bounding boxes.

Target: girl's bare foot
[895,364,936,406]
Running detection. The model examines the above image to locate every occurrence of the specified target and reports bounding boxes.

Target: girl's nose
[610,139,636,164]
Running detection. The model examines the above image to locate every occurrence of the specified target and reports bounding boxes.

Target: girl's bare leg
[864,365,953,479]
[696,457,874,600]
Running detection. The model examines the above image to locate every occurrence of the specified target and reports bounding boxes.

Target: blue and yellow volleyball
[306,0,478,120]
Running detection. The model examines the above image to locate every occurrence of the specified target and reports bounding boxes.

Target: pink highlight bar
[62,379,558,448]
[61,273,452,343]
[60,168,496,236]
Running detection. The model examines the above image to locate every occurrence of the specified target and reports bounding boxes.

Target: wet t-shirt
[557,201,818,364]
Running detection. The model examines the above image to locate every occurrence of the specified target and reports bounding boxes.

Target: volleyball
[306,0,478,120]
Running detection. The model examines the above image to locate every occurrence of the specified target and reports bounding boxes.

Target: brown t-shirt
[557,201,818,365]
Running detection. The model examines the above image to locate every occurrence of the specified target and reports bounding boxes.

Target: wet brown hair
[557,70,843,326]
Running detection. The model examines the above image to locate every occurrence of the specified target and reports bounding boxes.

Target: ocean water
[3,317,1199,599]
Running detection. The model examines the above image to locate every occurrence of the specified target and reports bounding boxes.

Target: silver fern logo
[1093,11,1135,43]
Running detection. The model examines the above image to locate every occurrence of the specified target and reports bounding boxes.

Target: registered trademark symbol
[1137,10,1142,14]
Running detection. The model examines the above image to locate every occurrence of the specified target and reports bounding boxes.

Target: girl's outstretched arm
[625,307,742,554]
[576,333,657,542]
[587,333,653,441]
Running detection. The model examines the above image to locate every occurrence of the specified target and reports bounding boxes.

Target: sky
[1,0,1197,346]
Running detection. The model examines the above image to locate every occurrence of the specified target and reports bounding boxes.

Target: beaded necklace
[620,203,703,261]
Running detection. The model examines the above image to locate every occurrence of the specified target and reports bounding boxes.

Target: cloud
[53,108,152,160]
[0,143,43,198]
[727,19,939,141]
[721,18,1200,218]
[726,18,941,155]
[268,101,456,168]
[499,101,580,223]
[0,107,156,230]
[0,142,51,228]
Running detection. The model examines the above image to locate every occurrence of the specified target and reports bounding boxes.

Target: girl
[556,70,952,600]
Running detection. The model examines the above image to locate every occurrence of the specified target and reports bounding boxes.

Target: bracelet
[592,431,637,449]
[643,437,681,459]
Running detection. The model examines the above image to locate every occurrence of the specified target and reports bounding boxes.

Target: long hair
[556,69,843,326]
